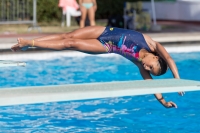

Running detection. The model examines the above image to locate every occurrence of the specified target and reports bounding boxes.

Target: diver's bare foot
[11,44,20,52]
[17,38,29,47]
[11,38,30,52]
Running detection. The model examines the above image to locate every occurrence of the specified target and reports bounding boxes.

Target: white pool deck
[0,79,200,106]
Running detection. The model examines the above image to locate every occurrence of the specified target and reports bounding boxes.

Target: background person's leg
[80,7,87,28]
[88,6,96,26]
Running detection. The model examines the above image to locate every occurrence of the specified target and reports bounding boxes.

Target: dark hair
[157,56,168,76]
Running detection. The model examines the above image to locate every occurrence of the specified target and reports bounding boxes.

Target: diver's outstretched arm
[154,93,177,108]
[138,63,178,108]
[143,34,184,96]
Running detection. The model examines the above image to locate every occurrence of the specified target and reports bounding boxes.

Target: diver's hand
[163,101,177,108]
[178,91,185,96]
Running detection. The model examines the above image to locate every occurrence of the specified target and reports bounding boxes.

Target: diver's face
[141,54,160,76]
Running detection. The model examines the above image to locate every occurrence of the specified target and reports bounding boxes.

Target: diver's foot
[11,38,29,52]
[11,43,21,52]
[17,38,29,47]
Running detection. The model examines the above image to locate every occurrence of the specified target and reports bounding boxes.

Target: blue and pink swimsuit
[97,27,151,62]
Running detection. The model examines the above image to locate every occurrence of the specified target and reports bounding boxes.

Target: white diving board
[0,79,200,106]
[0,60,26,67]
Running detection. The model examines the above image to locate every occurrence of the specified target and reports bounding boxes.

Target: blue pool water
[0,52,200,132]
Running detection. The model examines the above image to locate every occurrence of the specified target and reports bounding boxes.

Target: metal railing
[0,0,41,32]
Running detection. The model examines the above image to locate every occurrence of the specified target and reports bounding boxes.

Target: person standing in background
[79,0,97,28]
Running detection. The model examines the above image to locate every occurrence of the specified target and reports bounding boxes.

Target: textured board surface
[0,79,200,106]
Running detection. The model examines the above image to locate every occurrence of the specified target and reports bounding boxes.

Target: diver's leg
[28,26,105,41]
[13,38,106,54]
[11,26,106,51]
[63,26,105,39]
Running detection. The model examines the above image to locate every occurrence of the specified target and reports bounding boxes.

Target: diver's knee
[63,40,77,48]
[63,33,75,39]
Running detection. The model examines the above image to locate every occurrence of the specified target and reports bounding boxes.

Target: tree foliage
[37,0,62,22]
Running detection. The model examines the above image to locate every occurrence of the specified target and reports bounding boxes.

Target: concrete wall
[142,0,200,21]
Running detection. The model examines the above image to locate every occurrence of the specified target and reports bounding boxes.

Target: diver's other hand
[11,44,21,52]
[178,91,185,96]
[164,101,177,108]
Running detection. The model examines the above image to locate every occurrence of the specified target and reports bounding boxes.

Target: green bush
[37,0,62,23]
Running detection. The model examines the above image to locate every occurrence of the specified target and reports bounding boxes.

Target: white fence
[0,0,40,31]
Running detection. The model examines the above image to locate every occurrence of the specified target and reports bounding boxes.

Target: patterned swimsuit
[97,27,151,62]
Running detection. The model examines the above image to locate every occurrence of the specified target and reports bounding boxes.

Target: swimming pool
[0,51,200,132]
